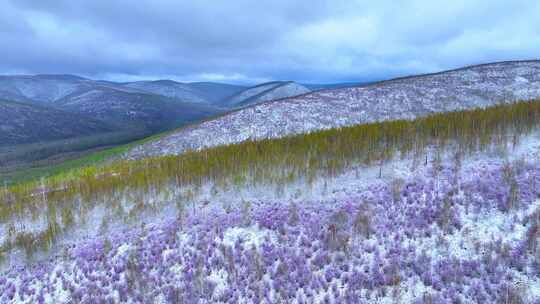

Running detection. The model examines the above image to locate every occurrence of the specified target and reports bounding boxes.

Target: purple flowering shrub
[1,161,540,303]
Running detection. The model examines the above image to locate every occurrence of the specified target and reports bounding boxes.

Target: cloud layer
[2,0,539,83]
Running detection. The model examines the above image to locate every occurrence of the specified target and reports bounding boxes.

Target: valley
[0,76,311,184]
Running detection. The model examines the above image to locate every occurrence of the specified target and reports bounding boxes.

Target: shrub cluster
[1,161,540,303]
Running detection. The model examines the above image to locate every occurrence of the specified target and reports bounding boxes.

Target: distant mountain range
[121,80,245,105]
[127,60,540,160]
[0,74,320,167]
[0,75,317,147]
[0,75,222,148]
[9,61,539,166]
[0,98,113,146]
[225,81,311,107]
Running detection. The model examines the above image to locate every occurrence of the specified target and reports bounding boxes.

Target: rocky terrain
[127,60,540,160]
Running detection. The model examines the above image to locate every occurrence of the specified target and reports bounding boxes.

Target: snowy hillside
[56,86,222,132]
[0,75,89,104]
[186,82,247,105]
[3,130,540,303]
[128,60,540,159]
[0,75,228,149]
[0,75,230,168]
[0,99,113,146]
[123,80,210,104]
[0,74,232,133]
[225,81,311,107]
[123,80,246,106]
[4,61,540,303]
[0,75,246,107]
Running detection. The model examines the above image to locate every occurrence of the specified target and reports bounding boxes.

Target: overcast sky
[1,0,539,84]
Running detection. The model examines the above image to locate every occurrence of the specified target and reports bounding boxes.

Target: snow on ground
[3,128,540,273]
[3,82,540,301]
[222,226,276,248]
[123,81,209,104]
[127,60,540,160]
[3,155,540,302]
[227,81,311,107]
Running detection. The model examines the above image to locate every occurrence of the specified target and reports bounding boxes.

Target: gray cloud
[2,0,539,84]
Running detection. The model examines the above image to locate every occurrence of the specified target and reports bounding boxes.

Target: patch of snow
[516,76,529,83]
[207,269,229,296]
[114,243,131,261]
[222,225,275,247]
[45,264,71,304]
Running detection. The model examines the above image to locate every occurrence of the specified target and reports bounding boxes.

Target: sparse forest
[2,99,540,258]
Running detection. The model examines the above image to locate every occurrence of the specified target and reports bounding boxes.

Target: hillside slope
[122,80,209,104]
[0,74,226,134]
[225,81,311,107]
[0,99,113,146]
[123,80,246,106]
[303,82,363,90]
[0,74,90,104]
[186,82,247,105]
[127,60,540,159]
[0,74,245,107]
[56,86,223,133]
[0,76,226,170]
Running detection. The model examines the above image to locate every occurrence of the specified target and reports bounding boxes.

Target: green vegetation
[2,99,540,256]
[1,144,128,185]
[0,107,233,186]
[0,128,175,185]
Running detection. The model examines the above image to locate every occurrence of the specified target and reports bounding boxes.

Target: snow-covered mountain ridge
[225,81,311,107]
[127,60,540,159]
[121,80,246,106]
[0,75,246,106]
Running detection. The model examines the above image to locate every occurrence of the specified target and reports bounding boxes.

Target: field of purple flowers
[2,160,540,303]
